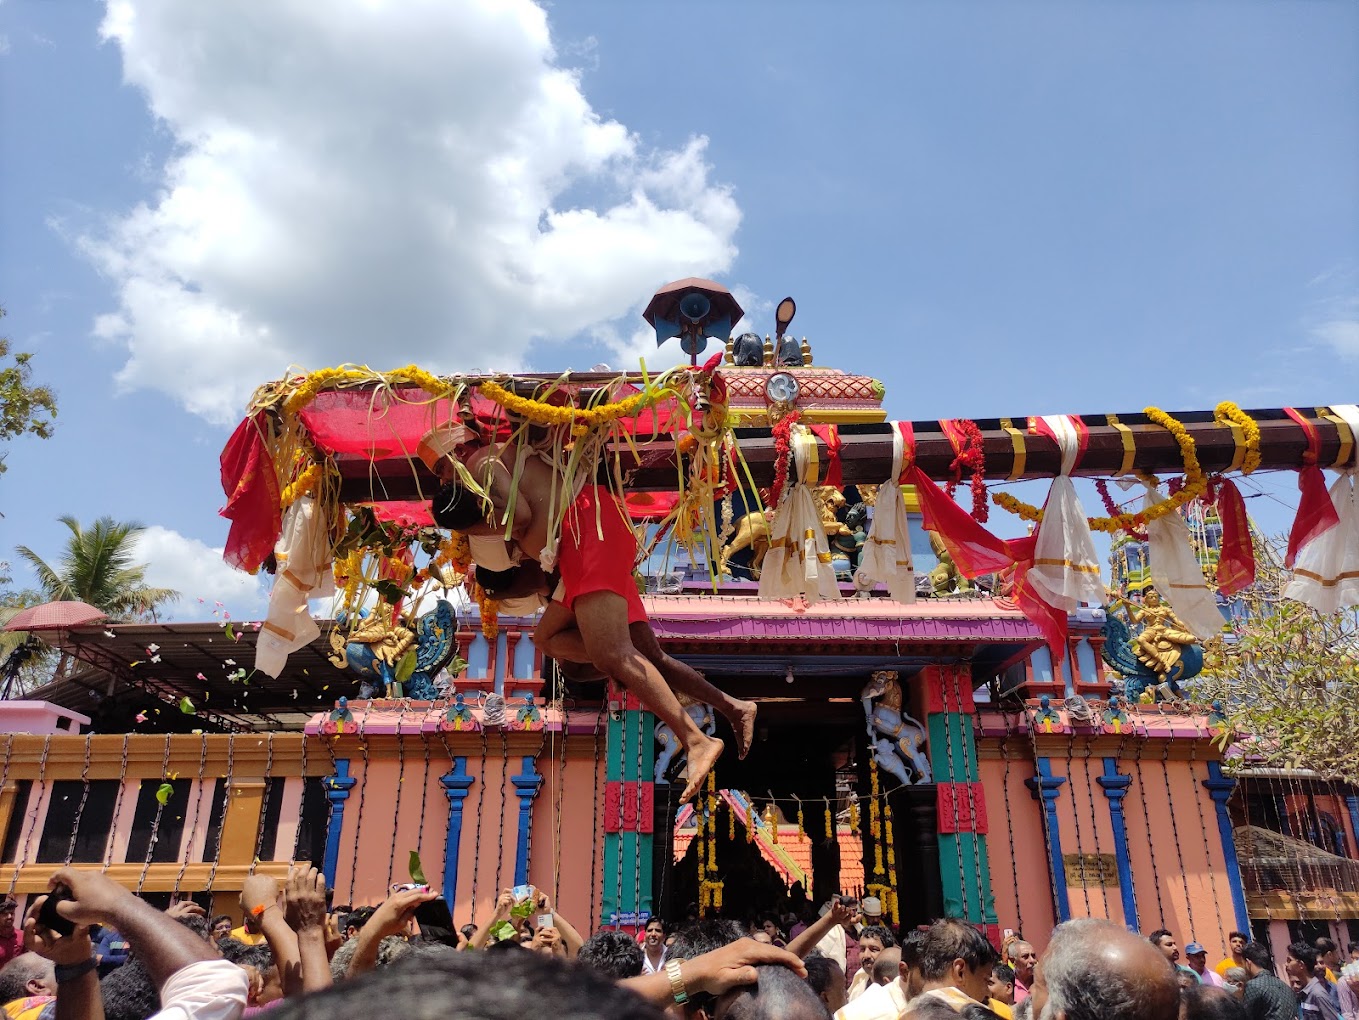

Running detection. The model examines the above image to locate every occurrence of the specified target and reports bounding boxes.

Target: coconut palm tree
[15,515,179,620]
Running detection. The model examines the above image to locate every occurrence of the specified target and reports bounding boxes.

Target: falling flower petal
[156,783,174,805]
[196,672,207,681]
[150,655,161,664]
[225,659,236,666]
[136,712,147,723]
[130,661,143,667]
[104,630,116,639]
[147,644,160,654]
[179,696,196,714]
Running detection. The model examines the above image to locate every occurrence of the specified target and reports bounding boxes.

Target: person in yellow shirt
[227,908,268,947]
[1214,931,1248,977]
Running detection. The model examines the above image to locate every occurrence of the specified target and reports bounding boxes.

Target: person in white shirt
[640,919,668,975]
[847,926,896,1002]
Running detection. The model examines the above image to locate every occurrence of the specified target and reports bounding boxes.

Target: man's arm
[22,898,104,1020]
[346,888,438,977]
[282,866,332,995]
[240,875,303,998]
[620,940,807,1007]
[534,892,582,958]
[786,901,854,960]
[47,868,215,990]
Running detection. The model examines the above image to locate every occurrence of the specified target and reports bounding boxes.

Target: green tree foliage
[1194,537,1359,782]
[0,307,58,474]
[15,516,179,620]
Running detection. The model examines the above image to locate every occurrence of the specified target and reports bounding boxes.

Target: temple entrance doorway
[655,706,872,929]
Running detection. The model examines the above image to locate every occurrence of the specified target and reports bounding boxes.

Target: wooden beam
[336,407,1352,501]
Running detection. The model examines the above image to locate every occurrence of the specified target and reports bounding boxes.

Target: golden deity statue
[1112,589,1197,679]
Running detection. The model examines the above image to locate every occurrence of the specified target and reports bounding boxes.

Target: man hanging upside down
[419,424,756,803]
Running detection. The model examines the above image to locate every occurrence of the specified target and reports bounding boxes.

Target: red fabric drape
[806,424,844,488]
[896,421,1013,577]
[1002,533,1072,663]
[218,413,282,573]
[1283,407,1341,567]
[1214,479,1256,595]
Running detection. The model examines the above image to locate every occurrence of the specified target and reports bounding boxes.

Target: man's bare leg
[627,622,757,761]
[534,601,604,681]
[573,590,723,802]
[535,604,756,758]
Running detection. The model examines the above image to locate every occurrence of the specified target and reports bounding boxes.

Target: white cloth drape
[256,497,335,678]
[468,535,547,617]
[1285,404,1359,613]
[1029,415,1104,612]
[856,423,916,603]
[758,426,842,603]
[1143,482,1225,641]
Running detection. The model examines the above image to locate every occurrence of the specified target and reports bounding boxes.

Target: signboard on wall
[1064,853,1120,888]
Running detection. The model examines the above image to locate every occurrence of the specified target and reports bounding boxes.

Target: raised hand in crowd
[164,899,206,922]
[345,886,438,977]
[283,867,333,994]
[467,889,516,951]
[786,898,855,960]
[533,890,583,959]
[240,873,305,998]
[22,893,104,1020]
[621,936,807,1008]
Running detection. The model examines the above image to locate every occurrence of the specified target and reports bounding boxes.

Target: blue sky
[0,0,1355,618]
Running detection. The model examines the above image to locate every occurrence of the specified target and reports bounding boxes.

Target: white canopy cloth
[1284,403,1359,613]
[1028,415,1104,612]
[856,422,916,603]
[1142,481,1224,641]
[256,497,335,677]
[758,426,842,603]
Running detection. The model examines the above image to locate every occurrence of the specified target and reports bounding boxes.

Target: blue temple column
[1026,758,1070,922]
[321,760,358,890]
[1097,759,1138,931]
[440,758,476,901]
[1203,762,1251,934]
[511,757,542,887]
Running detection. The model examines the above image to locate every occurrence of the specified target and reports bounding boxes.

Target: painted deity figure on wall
[655,697,718,784]
[861,671,932,785]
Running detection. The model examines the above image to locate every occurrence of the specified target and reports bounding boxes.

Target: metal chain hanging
[588,705,604,933]
[1064,734,1092,916]
[175,734,211,893]
[1022,707,1063,926]
[468,729,489,924]
[417,726,431,862]
[205,734,236,891]
[291,728,310,864]
[1185,719,1226,931]
[938,703,967,915]
[1157,721,1196,937]
[951,666,986,923]
[63,735,94,865]
[8,735,50,897]
[252,733,277,872]
[346,704,373,905]
[614,699,626,924]
[998,710,1024,935]
[1079,736,1111,918]
[493,730,509,900]
[633,703,644,925]
[1130,731,1166,924]
[385,704,409,891]
[136,734,175,894]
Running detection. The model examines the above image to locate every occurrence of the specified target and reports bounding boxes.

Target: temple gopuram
[3,279,1357,964]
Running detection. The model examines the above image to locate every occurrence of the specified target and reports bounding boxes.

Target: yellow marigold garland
[1213,401,1261,475]
[281,364,453,415]
[280,463,322,508]
[477,378,653,433]
[992,406,1208,534]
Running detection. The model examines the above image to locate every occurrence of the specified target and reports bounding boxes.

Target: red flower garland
[1095,478,1146,542]
[768,412,802,508]
[943,419,988,522]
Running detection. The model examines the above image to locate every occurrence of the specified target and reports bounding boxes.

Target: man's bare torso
[464,443,557,563]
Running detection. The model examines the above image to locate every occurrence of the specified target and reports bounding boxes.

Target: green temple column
[922,664,1000,944]
[601,687,656,932]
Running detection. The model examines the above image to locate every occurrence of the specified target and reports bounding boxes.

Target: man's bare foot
[679,736,724,803]
[725,699,758,760]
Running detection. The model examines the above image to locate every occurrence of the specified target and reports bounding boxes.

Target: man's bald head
[1030,919,1180,1020]
[873,947,902,985]
[713,964,830,1020]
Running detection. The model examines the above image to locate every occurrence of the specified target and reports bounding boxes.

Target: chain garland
[493,730,509,900]
[588,708,603,933]
[291,730,309,864]
[999,711,1024,935]
[469,730,488,924]
[1130,734,1166,924]
[1065,735,1092,916]
[386,704,408,891]
[633,707,644,924]
[953,667,985,923]
[1158,729,1196,937]
[417,728,431,862]
[1079,737,1111,917]
[347,704,371,905]
[1186,723,1226,931]
[1023,707,1063,926]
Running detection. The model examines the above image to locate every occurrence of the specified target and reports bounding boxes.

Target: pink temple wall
[982,747,1237,959]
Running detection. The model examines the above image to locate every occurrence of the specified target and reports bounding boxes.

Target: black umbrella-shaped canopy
[642,277,744,332]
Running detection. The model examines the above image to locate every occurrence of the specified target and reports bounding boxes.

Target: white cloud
[82,0,742,424]
[133,526,269,621]
[1305,264,1359,361]
[1313,317,1359,360]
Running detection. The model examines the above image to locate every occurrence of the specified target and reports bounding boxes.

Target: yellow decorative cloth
[857,422,917,603]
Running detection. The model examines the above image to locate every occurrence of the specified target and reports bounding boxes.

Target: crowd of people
[2,878,1358,1020]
